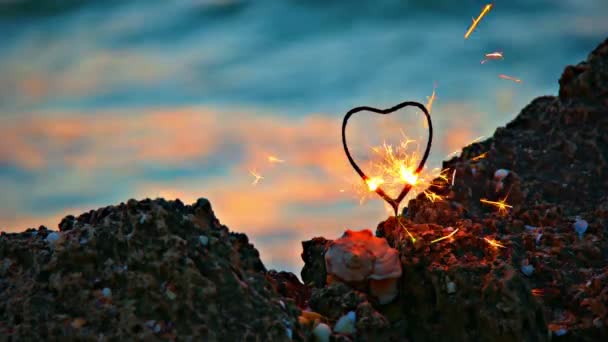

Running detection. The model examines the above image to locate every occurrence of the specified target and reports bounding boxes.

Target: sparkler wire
[342,101,433,217]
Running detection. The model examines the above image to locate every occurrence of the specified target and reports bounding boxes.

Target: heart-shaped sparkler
[342,101,433,216]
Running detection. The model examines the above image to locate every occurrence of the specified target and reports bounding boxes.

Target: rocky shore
[2,38,607,341]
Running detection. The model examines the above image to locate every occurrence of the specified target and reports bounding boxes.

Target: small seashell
[521,265,535,277]
[334,311,356,335]
[312,323,331,342]
[494,169,510,181]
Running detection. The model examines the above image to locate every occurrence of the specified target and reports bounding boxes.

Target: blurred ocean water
[1,0,606,273]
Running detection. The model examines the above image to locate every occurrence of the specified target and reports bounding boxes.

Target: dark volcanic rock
[300,237,331,288]
[0,198,300,341]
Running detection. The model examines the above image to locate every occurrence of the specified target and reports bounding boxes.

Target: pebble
[573,218,588,238]
[524,225,537,231]
[446,281,457,294]
[334,311,356,335]
[199,235,209,247]
[554,328,568,336]
[535,233,543,245]
[521,265,535,277]
[45,232,61,245]
[102,287,112,298]
[312,323,331,342]
[285,327,292,339]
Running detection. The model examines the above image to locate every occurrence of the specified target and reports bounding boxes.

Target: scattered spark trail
[499,74,522,83]
[465,4,493,39]
[249,169,264,185]
[397,218,417,244]
[431,228,459,244]
[484,237,506,248]
[481,51,503,64]
[426,85,437,114]
[480,197,512,215]
[268,155,285,163]
[471,152,488,161]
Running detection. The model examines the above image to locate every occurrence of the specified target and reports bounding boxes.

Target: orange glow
[484,237,506,248]
[480,197,512,215]
[480,51,503,64]
[249,169,264,185]
[471,152,488,161]
[465,4,493,39]
[268,155,285,163]
[498,74,522,83]
[430,228,459,244]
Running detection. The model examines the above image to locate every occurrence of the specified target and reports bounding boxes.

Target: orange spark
[484,237,506,248]
[424,190,444,203]
[480,197,512,215]
[471,152,488,161]
[249,169,264,185]
[268,155,285,163]
[465,4,493,39]
[499,74,522,83]
[481,51,503,64]
[431,228,459,244]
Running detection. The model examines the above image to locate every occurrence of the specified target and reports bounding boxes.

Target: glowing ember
[267,155,285,163]
[499,74,522,83]
[249,169,264,185]
[464,4,493,39]
[480,197,513,215]
[484,237,506,248]
[365,176,385,191]
[480,51,503,64]
[471,152,488,161]
[430,228,459,244]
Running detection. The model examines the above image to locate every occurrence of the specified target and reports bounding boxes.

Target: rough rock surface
[399,37,608,341]
[298,38,608,341]
[0,198,300,341]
